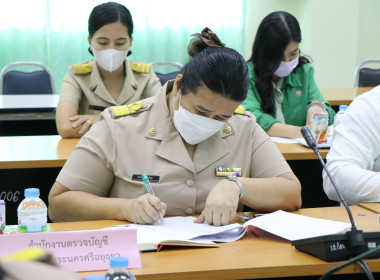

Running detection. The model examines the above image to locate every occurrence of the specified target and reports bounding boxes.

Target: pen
[142,173,164,224]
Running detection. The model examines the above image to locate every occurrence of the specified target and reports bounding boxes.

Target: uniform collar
[146,82,230,173]
[89,58,138,105]
[118,59,139,105]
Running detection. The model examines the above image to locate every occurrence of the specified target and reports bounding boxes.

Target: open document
[115,211,351,251]
[243,210,351,241]
[118,216,246,251]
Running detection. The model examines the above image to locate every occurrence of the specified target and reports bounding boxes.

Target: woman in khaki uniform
[56,2,161,138]
[49,47,302,226]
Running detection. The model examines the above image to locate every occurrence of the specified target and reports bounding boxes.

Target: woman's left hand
[194,179,240,226]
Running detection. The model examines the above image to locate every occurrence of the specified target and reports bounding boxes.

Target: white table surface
[0,94,59,111]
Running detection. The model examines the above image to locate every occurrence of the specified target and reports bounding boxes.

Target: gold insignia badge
[130,62,151,74]
[110,102,143,118]
[234,105,244,115]
[72,64,93,74]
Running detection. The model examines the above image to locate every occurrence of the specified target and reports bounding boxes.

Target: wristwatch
[307,101,326,111]
[226,174,243,199]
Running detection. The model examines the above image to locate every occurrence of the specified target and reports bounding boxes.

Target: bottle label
[18,208,47,233]
[312,113,329,144]
[0,201,5,234]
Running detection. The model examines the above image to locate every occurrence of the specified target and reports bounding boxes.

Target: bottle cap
[24,188,40,197]
[110,256,128,268]
[84,275,106,280]
[84,276,106,280]
[339,105,349,111]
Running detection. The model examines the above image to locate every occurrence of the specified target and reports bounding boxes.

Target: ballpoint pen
[142,173,164,224]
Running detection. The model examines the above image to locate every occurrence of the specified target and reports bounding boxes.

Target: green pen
[142,173,164,224]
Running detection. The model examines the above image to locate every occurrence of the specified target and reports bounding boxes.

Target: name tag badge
[132,174,160,183]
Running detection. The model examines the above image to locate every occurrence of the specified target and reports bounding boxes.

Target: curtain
[0,0,246,92]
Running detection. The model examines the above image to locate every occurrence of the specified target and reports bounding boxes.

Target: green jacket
[241,62,335,131]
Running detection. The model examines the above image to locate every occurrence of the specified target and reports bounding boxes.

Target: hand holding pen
[142,173,164,224]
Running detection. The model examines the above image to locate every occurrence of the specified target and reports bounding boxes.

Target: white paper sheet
[244,210,351,241]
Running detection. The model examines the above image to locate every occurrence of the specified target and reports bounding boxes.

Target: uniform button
[134,82,138,88]
[186,179,195,187]
[89,84,94,90]
[185,208,194,215]
[223,125,232,133]
[149,128,157,136]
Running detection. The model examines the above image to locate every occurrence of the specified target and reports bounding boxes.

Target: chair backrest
[151,62,184,85]
[0,62,56,95]
[353,59,380,88]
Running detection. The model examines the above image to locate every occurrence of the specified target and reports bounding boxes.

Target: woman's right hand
[69,114,100,135]
[123,194,166,224]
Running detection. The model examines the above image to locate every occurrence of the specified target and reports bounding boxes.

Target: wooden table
[45,206,380,279]
[0,135,79,169]
[321,87,372,106]
[360,203,380,214]
[275,142,328,160]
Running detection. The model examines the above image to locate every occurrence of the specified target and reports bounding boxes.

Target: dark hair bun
[187,27,225,57]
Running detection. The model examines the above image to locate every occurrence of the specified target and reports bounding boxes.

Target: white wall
[244,0,380,89]
[244,0,299,61]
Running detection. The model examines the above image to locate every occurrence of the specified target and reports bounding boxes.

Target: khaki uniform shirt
[57,82,292,216]
[58,58,161,115]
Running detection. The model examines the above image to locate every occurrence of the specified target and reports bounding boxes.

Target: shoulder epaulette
[109,102,143,118]
[234,105,245,115]
[130,62,151,74]
[72,64,93,75]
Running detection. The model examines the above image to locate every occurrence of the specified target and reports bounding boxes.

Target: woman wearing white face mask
[241,11,335,139]
[56,2,161,138]
[48,46,302,227]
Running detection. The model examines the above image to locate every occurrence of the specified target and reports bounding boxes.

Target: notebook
[117,216,247,251]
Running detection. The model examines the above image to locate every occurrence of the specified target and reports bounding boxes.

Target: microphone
[292,127,380,261]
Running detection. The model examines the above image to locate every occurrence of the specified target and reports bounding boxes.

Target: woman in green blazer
[242,11,335,139]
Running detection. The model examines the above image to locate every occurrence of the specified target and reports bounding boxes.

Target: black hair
[180,47,249,102]
[249,11,310,115]
[88,2,134,38]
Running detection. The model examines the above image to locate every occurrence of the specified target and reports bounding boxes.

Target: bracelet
[307,101,326,112]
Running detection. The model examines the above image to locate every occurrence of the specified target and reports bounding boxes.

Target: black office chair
[353,58,380,88]
[0,62,56,95]
[150,62,184,85]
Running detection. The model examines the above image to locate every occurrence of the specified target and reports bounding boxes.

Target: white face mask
[92,48,129,72]
[172,94,225,145]
[274,55,299,77]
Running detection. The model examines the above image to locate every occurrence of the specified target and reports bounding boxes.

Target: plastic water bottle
[17,188,47,233]
[333,105,349,127]
[105,257,136,280]
[0,200,5,234]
